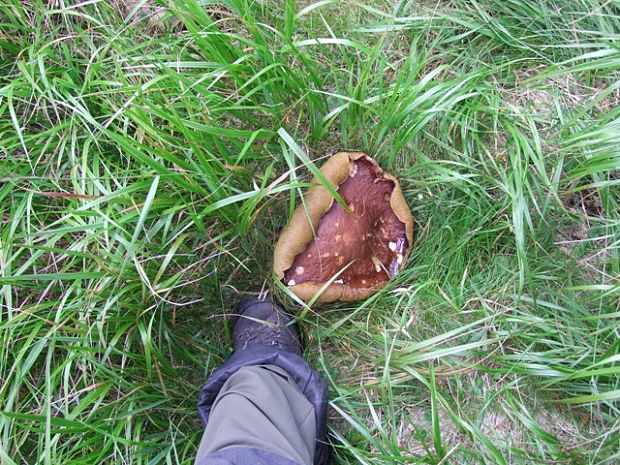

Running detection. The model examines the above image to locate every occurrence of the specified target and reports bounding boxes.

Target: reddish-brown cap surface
[273,152,414,302]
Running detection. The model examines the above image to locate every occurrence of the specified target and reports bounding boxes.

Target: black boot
[233,296,301,355]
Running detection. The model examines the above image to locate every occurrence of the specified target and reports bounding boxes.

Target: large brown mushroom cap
[273,151,414,303]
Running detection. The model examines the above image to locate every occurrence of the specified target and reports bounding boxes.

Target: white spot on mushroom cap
[397,254,403,264]
[335,235,342,241]
[295,266,305,275]
[372,256,382,273]
[287,279,296,286]
[334,279,344,284]
[388,241,397,252]
[389,259,399,277]
[349,163,359,178]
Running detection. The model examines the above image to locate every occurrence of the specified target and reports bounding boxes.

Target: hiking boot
[232,296,301,355]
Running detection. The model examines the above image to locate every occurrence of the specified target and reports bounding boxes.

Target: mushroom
[273,151,414,302]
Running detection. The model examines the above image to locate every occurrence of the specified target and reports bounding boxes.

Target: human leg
[195,364,316,465]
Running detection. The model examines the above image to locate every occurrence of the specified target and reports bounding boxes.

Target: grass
[0,0,619,463]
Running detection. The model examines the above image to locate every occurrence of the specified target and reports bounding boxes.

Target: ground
[0,1,619,464]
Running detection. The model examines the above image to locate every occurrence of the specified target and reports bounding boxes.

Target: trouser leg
[195,364,317,465]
